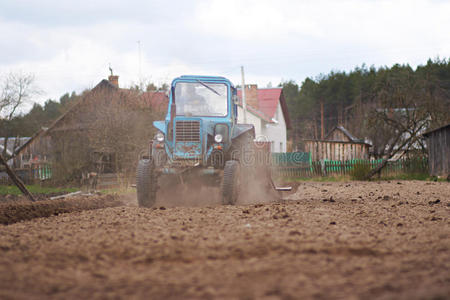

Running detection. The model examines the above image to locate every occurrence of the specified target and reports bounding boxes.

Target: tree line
[282,58,450,161]
[2,92,78,137]
[2,58,449,171]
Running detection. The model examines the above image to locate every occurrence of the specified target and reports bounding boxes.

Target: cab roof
[172,75,235,88]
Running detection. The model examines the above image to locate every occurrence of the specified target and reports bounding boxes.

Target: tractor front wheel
[136,159,157,207]
[221,160,240,205]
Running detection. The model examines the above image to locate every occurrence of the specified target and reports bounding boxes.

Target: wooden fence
[271,154,428,178]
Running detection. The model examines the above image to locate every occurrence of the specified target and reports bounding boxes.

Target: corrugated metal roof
[423,123,450,137]
[324,125,359,142]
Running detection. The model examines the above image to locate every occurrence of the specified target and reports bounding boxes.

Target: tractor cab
[152,75,246,167]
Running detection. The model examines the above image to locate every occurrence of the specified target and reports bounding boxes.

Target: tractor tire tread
[136,159,157,207]
[221,160,240,205]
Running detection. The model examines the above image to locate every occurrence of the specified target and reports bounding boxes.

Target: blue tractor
[136,75,282,207]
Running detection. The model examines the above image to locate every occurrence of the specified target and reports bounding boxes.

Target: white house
[237,85,291,153]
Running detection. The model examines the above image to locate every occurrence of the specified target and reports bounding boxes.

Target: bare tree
[84,89,157,186]
[0,72,38,159]
[364,68,449,179]
[51,86,159,185]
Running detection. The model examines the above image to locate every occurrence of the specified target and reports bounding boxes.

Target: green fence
[271,154,428,178]
[271,152,311,165]
[32,164,52,180]
[271,152,312,178]
[0,163,52,185]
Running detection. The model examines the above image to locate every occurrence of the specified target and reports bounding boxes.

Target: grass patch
[350,162,371,180]
[277,173,433,182]
[380,173,433,181]
[0,185,78,195]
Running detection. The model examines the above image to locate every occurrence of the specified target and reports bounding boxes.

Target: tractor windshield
[174,82,228,117]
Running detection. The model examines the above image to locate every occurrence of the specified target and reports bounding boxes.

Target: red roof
[237,88,291,129]
[257,88,282,119]
[245,104,272,123]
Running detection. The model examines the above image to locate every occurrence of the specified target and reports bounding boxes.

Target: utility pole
[241,66,247,123]
[320,100,325,140]
[314,116,318,140]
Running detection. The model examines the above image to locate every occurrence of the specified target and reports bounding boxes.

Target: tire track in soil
[0,194,122,225]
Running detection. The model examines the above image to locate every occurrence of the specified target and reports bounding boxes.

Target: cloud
[192,0,449,80]
[0,0,189,26]
[0,0,448,109]
[195,0,323,41]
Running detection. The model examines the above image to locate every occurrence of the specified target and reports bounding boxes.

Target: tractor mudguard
[232,124,255,140]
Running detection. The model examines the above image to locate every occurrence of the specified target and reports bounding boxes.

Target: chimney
[108,75,119,87]
[245,84,258,109]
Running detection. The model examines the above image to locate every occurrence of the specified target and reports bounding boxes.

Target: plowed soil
[0,181,449,300]
[0,194,122,225]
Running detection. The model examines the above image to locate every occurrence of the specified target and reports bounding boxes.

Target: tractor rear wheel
[136,159,157,207]
[221,160,240,205]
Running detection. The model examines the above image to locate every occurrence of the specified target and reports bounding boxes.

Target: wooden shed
[423,124,450,177]
[304,126,371,161]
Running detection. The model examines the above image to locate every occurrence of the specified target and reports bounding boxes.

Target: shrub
[350,161,371,180]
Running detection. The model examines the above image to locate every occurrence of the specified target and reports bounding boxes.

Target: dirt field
[0,180,449,299]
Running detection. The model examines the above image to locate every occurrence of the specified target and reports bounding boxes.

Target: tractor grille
[175,120,201,142]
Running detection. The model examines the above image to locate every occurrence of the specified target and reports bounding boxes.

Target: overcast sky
[0,0,449,109]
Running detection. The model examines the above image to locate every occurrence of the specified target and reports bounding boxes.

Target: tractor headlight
[156,132,165,142]
[214,124,228,143]
[214,134,223,143]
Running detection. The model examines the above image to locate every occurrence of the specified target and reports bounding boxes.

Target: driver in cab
[177,84,209,116]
